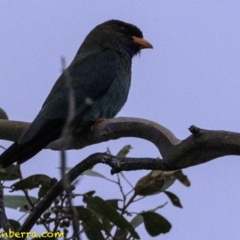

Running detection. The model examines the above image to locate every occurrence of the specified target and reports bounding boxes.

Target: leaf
[82,169,115,183]
[131,214,144,229]
[148,203,168,212]
[115,203,169,239]
[4,195,38,212]
[38,179,57,198]
[135,171,164,196]
[130,203,168,230]
[75,206,110,238]
[75,206,96,221]
[84,196,139,239]
[0,165,20,181]
[0,108,8,120]
[83,190,95,197]
[141,211,171,236]
[164,191,183,208]
[174,170,191,187]
[135,170,176,196]
[11,174,57,193]
[9,219,21,231]
[75,206,103,229]
[135,170,186,196]
[105,199,120,209]
[116,145,133,157]
[84,226,105,240]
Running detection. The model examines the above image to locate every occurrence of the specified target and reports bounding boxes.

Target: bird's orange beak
[132,36,153,49]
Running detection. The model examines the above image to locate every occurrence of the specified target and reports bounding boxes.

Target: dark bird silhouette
[0,20,152,167]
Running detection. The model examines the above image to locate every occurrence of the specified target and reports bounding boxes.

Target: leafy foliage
[0,140,190,239]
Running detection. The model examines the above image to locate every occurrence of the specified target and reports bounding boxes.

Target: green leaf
[85,227,105,240]
[134,171,165,196]
[75,206,109,239]
[174,170,191,187]
[83,190,95,197]
[164,191,183,208]
[141,211,171,236]
[135,170,181,196]
[75,206,102,229]
[148,203,168,212]
[85,196,139,239]
[105,199,120,209]
[115,203,169,239]
[114,230,128,239]
[38,179,57,199]
[9,219,21,231]
[82,169,115,183]
[4,195,38,212]
[11,174,57,193]
[116,145,132,157]
[130,203,168,229]
[0,165,20,181]
[0,108,8,120]
[131,214,144,229]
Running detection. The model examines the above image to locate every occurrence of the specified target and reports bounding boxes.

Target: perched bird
[0,20,152,167]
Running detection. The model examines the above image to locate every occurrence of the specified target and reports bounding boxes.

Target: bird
[0,19,152,168]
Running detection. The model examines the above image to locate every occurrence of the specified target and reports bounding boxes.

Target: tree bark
[1,117,240,170]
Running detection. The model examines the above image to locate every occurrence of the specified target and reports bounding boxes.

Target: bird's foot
[91,118,107,131]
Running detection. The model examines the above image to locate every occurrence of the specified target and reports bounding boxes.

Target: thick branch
[2,118,240,236]
[1,118,240,169]
[165,125,240,168]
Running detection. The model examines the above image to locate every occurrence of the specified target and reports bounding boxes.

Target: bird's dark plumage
[0,20,152,167]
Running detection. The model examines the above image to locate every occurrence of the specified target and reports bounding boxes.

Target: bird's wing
[20,49,121,142]
[0,49,120,166]
[41,49,121,119]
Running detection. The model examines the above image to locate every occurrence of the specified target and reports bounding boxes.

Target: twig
[0,183,12,231]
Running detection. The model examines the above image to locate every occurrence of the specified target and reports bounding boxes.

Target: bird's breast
[89,58,131,120]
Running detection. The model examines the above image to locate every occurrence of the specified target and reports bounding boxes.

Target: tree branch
[18,153,166,234]
[1,118,240,236]
[1,118,240,170]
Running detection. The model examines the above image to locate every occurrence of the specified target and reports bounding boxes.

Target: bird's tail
[0,142,44,168]
[0,118,65,168]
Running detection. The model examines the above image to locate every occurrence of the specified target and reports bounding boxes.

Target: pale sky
[1,1,240,239]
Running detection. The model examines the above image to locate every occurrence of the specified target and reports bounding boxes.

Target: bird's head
[79,20,153,58]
